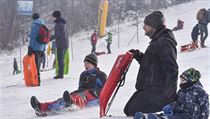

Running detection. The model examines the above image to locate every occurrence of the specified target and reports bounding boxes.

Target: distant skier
[30,54,107,116]
[91,30,98,54]
[106,32,112,54]
[134,68,209,119]
[13,58,18,75]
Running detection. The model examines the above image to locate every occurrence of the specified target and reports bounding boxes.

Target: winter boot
[63,90,72,107]
[134,112,145,119]
[30,96,47,117]
[201,42,207,48]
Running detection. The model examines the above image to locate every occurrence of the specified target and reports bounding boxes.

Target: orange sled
[23,54,39,87]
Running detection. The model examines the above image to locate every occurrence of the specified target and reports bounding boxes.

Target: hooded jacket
[29,18,46,51]
[135,28,178,99]
[53,18,69,49]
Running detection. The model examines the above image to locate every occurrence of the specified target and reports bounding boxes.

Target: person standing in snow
[135,68,209,119]
[197,8,209,48]
[190,24,200,49]
[125,11,178,116]
[51,10,69,79]
[106,32,112,54]
[13,58,18,75]
[91,30,98,54]
[30,54,107,116]
[28,13,46,86]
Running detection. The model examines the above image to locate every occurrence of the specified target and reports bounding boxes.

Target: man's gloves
[129,49,142,59]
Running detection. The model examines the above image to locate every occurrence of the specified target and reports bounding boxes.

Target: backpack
[196,8,206,21]
[207,9,210,23]
[35,24,51,44]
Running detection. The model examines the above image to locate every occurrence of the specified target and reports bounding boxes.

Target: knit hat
[32,13,39,20]
[52,10,61,18]
[84,54,98,66]
[144,11,165,29]
[180,68,201,83]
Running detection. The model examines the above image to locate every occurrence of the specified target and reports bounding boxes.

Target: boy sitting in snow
[134,68,209,119]
[30,54,107,116]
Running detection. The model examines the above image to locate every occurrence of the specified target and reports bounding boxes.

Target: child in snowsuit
[106,32,112,54]
[30,54,107,116]
[190,24,200,49]
[134,68,209,119]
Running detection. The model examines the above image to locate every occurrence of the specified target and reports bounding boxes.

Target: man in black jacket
[51,11,69,79]
[124,11,178,116]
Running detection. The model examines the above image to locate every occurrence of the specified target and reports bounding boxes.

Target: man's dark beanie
[32,13,39,20]
[52,10,61,18]
[84,54,98,66]
[144,11,165,29]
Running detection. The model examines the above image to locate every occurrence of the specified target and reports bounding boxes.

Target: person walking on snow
[28,13,46,86]
[91,30,97,54]
[125,11,178,116]
[30,54,107,116]
[134,68,209,119]
[13,58,18,75]
[106,32,112,54]
[51,10,69,79]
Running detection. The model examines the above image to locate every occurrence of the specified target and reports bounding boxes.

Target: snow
[0,0,210,119]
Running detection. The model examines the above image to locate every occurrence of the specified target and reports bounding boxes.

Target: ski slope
[0,1,210,119]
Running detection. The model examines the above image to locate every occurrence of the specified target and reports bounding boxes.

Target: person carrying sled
[30,54,107,116]
[197,8,210,48]
[106,32,112,54]
[125,11,178,116]
[190,24,200,49]
[51,10,69,79]
[28,13,46,86]
[134,68,209,119]
[91,30,98,54]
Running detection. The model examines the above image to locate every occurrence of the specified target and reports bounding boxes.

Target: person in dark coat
[135,68,209,119]
[51,10,69,79]
[13,58,18,75]
[91,30,97,54]
[28,13,46,85]
[30,54,107,116]
[125,11,178,116]
[190,24,200,49]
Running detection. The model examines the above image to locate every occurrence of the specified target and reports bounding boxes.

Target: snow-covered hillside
[0,0,209,119]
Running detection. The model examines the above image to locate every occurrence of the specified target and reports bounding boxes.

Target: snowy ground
[0,0,210,119]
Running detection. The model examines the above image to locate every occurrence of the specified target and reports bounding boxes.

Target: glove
[162,104,173,116]
[27,47,33,56]
[129,49,141,59]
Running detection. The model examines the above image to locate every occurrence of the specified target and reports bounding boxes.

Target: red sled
[180,43,199,52]
[99,52,133,117]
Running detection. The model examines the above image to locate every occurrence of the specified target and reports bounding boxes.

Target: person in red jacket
[91,30,98,54]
